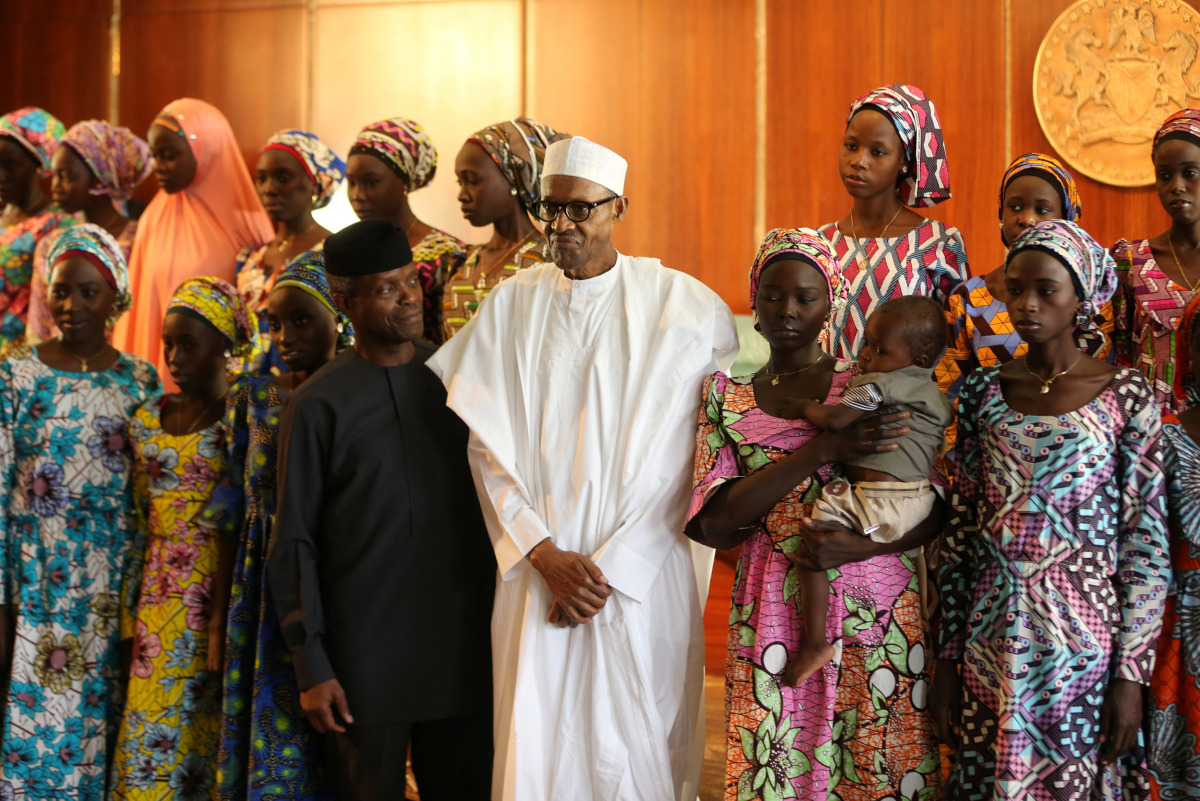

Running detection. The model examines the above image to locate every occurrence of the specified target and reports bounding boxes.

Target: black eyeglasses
[530,195,619,223]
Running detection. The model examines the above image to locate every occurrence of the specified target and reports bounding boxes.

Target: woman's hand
[930,658,963,748]
[815,410,911,464]
[787,518,879,571]
[1098,678,1142,764]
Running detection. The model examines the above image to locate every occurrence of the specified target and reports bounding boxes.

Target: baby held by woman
[786,296,952,685]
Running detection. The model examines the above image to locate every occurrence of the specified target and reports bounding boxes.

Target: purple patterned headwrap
[0,107,65,177]
[847,84,951,207]
[351,117,437,191]
[61,120,153,201]
[999,152,1082,223]
[1006,220,1117,327]
[749,227,847,313]
[1153,108,1200,156]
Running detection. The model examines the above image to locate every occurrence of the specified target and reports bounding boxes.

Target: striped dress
[818,219,969,363]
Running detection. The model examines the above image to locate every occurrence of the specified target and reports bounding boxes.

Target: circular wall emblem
[1034,0,1200,186]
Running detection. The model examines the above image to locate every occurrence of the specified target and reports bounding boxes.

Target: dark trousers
[326,708,492,801]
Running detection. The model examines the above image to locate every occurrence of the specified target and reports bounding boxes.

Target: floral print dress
[0,347,159,801]
[689,368,943,801]
[0,210,75,347]
[112,398,226,801]
[201,376,330,801]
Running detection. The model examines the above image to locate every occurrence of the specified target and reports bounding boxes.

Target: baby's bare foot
[783,642,835,687]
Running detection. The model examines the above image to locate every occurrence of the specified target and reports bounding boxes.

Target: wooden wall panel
[0,1,1174,307]
[1010,0,1163,253]
[309,0,523,245]
[527,0,757,311]
[0,0,113,128]
[118,2,308,204]
[766,0,1008,279]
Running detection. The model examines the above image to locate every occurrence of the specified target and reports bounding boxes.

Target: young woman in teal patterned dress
[203,254,352,800]
[0,224,159,800]
[932,220,1170,800]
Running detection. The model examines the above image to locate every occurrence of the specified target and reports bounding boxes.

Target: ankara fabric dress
[690,369,943,801]
[818,219,968,364]
[0,348,159,801]
[112,400,227,800]
[0,211,75,347]
[1113,239,1194,413]
[1145,415,1200,799]
[938,366,1169,800]
[203,376,329,801]
[428,255,739,801]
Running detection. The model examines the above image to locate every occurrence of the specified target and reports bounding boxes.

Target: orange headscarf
[114,98,272,390]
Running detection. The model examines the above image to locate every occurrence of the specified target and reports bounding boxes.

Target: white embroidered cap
[542,136,627,196]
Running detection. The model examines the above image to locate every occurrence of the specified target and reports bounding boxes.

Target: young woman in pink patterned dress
[1113,108,1200,413]
[687,227,944,801]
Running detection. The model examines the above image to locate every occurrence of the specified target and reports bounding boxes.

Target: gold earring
[510,187,518,196]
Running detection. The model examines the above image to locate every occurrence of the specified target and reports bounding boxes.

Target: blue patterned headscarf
[46,223,131,320]
[271,251,354,351]
[999,153,1082,224]
[1007,220,1117,327]
[261,130,346,210]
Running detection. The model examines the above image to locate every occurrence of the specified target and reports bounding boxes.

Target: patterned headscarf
[261,129,346,210]
[1153,108,1200,155]
[0,107,65,177]
[749,227,847,313]
[60,120,153,201]
[46,223,132,321]
[1176,292,1200,408]
[467,118,569,206]
[847,84,951,207]
[271,251,354,352]
[1006,220,1117,329]
[351,118,437,190]
[998,152,1082,223]
[167,277,261,360]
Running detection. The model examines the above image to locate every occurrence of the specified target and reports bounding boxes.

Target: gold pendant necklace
[762,353,826,386]
[59,337,110,372]
[848,205,904,270]
[1023,352,1082,394]
[1168,231,1200,293]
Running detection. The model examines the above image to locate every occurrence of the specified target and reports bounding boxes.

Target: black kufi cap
[323,218,414,277]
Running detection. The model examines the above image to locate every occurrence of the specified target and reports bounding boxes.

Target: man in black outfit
[269,218,495,801]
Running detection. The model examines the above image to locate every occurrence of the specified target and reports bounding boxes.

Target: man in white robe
[428,136,738,801]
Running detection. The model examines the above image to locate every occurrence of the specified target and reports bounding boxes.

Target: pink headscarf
[114,98,273,390]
